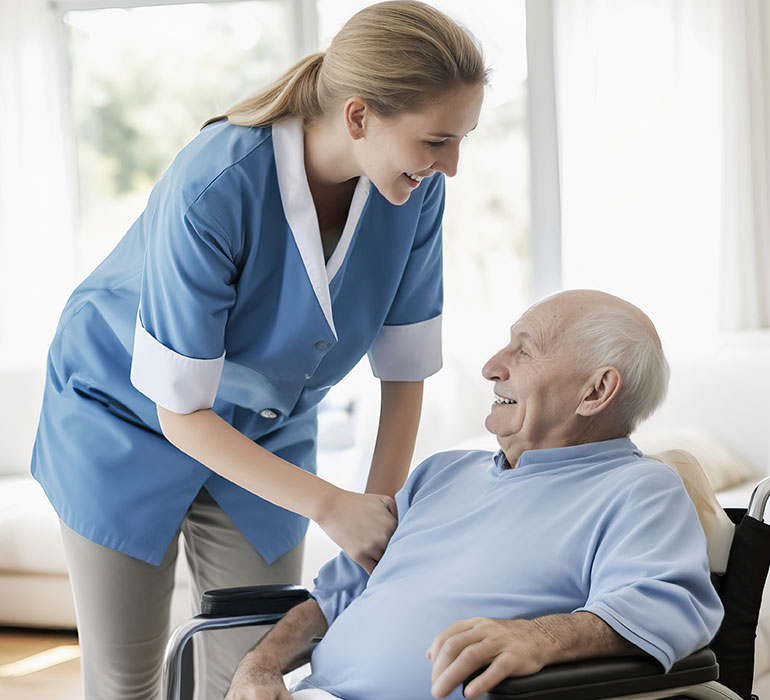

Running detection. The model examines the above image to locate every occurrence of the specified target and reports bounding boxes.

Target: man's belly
[305,586,489,700]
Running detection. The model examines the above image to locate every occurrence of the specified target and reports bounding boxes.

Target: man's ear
[577,367,622,417]
[343,97,369,140]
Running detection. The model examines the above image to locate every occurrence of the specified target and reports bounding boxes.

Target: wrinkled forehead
[511,298,576,351]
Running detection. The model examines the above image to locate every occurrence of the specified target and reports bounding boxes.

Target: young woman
[31,1,486,697]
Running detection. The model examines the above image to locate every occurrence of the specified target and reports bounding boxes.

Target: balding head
[482,290,669,465]
[532,290,669,434]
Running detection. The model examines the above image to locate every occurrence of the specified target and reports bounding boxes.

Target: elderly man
[226,290,723,700]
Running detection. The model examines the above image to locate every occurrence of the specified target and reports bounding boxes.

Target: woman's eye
[426,140,446,149]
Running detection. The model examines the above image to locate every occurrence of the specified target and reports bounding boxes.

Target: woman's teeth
[494,393,517,405]
[405,172,423,183]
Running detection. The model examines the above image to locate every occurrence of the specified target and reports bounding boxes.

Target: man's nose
[482,351,508,381]
[433,142,460,178]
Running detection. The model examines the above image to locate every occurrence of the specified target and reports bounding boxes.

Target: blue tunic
[31,118,444,565]
[297,439,724,700]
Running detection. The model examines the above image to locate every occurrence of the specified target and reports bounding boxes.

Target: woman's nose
[434,143,460,178]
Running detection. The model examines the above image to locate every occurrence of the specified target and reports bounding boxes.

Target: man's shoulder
[417,448,497,473]
[598,451,690,510]
[404,448,496,495]
[614,452,684,485]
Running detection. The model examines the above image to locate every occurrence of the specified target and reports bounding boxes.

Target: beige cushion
[647,449,735,574]
[635,427,758,492]
[0,475,69,575]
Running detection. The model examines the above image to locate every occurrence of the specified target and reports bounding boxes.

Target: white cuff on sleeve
[130,315,225,414]
[367,315,442,381]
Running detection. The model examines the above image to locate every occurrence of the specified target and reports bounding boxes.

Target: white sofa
[1,331,768,694]
[0,365,196,630]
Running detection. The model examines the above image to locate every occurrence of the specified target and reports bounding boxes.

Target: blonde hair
[206,1,487,128]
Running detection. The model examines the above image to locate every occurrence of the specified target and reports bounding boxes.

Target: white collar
[272,118,371,339]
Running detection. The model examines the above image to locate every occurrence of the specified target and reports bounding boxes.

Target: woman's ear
[343,97,368,139]
[577,366,622,417]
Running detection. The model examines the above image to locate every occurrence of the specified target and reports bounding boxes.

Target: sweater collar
[494,437,641,473]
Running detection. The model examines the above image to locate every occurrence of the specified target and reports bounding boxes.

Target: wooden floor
[0,628,82,700]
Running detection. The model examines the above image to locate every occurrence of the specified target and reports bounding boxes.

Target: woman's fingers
[319,490,398,572]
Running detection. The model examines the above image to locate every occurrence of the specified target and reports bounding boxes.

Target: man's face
[481,299,593,463]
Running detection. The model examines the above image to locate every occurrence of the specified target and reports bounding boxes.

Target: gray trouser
[60,488,304,700]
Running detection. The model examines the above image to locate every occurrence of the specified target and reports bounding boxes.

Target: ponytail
[206,1,487,129]
[203,52,324,128]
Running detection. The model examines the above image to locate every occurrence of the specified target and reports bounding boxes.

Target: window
[63,1,295,274]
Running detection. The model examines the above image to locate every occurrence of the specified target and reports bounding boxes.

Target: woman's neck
[303,116,361,187]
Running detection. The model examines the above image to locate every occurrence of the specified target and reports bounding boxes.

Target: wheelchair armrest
[472,647,718,700]
[199,584,310,617]
[163,585,311,700]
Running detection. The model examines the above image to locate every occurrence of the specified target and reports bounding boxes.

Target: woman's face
[351,83,485,205]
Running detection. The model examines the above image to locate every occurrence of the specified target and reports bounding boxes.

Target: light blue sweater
[297,438,723,700]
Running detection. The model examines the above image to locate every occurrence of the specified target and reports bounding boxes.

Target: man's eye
[426,140,446,149]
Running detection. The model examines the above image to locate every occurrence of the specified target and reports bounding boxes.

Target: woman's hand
[224,659,291,700]
[318,489,398,573]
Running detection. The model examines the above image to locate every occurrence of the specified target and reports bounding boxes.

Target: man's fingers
[430,627,488,683]
[427,618,478,661]
[430,640,494,698]
[462,654,518,698]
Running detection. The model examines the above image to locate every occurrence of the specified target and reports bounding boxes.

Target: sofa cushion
[0,475,69,575]
[0,367,45,476]
[633,427,759,493]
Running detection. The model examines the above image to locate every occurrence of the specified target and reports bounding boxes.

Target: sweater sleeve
[575,465,724,670]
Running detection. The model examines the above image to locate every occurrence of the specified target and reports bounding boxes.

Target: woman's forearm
[365,380,424,496]
[157,404,399,573]
[156,405,337,521]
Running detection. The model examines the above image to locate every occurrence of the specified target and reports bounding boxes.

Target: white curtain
[0,0,76,366]
[550,0,770,346]
[719,0,770,331]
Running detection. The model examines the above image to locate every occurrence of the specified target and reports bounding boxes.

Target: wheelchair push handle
[747,475,770,522]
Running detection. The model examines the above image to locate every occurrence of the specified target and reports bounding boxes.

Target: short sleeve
[130,182,240,414]
[310,553,370,626]
[310,456,440,625]
[367,174,444,381]
[576,467,724,670]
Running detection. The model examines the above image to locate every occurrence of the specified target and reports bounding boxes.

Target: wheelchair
[162,470,770,700]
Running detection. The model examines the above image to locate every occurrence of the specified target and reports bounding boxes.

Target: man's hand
[224,655,291,700]
[318,489,398,573]
[427,612,638,699]
[427,617,551,698]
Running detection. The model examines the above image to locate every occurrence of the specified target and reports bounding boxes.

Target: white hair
[566,305,670,435]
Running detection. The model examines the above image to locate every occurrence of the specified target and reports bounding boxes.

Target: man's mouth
[494,393,517,405]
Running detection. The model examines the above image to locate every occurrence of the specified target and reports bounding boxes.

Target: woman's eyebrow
[427,124,479,139]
